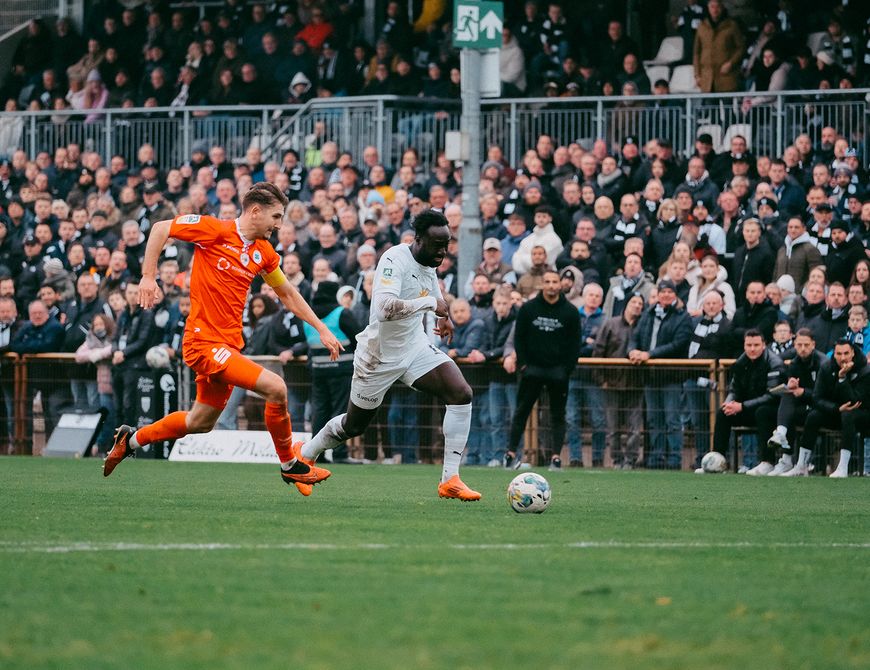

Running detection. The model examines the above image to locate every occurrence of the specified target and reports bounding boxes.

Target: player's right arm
[138,219,172,309]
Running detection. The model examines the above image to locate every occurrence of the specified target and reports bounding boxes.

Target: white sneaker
[780,463,809,477]
[694,467,705,474]
[486,458,501,468]
[737,465,749,474]
[829,469,848,479]
[768,456,793,476]
[746,461,774,476]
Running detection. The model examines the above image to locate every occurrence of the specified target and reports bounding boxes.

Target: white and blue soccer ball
[701,451,727,473]
[507,473,551,514]
[145,345,171,369]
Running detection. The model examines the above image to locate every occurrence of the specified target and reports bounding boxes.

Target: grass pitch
[1,459,868,670]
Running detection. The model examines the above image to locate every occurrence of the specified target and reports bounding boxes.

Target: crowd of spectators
[2,0,870,117]
[0,1,869,473]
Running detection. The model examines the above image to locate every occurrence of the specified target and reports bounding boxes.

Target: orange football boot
[283,442,325,495]
[437,475,482,501]
[103,425,135,477]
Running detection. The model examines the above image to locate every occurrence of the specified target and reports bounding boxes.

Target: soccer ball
[701,451,727,473]
[145,345,171,369]
[507,473,551,514]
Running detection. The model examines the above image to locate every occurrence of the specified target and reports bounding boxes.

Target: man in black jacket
[731,218,775,303]
[783,339,870,478]
[804,282,849,353]
[825,220,865,287]
[709,329,784,472]
[756,329,827,475]
[730,281,778,347]
[112,281,160,428]
[628,280,693,469]
[503,270,580,471]
[480,287,517,467]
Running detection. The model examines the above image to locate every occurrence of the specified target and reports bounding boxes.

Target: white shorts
[350,341,451,410]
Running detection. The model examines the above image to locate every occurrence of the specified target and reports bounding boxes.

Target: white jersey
[355,244,441,365]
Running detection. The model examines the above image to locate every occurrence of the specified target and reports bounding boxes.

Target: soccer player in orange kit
[103,182,341,489]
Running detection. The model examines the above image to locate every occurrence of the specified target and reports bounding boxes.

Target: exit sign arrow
[479,10,502,39]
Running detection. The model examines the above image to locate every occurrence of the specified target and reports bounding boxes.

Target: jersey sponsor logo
[240,252,250,266]
[216,257,231,271]
[176,214,201,224]
[252,250,262,263]
[211,346,231,364]
[382,267,393,277]
[355,391,380,404]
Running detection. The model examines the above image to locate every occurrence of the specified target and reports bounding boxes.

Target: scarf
[688,312,723,358]
[614,214,640,242]
[769,337,794,357]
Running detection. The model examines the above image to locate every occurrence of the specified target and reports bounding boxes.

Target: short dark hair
[795,328,815,340]
[241,181,289,211]
[412,209,448,237]
[744,328,764,342]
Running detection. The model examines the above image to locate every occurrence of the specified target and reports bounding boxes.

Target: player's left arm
[264,268,344,360]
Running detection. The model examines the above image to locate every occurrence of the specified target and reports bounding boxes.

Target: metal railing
[4,353,860,474]
[1,89,867,172]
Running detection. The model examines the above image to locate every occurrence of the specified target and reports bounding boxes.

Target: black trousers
[112,367,143,428]
[508,370,569,460]
[800,408,870,453]
[712,403,777,458]
[755,395,809,461]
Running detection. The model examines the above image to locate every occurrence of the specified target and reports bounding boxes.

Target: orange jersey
[169,214,280,350]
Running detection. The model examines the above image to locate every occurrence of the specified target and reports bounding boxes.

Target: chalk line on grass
[0,540,868,554]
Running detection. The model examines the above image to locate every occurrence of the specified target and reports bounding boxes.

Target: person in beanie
[503,270,580,471]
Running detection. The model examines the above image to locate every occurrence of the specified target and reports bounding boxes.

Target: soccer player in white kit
[295,210,481,500]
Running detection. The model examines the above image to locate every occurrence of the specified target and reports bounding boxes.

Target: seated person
[706,329,783,473]
[782,338,870,478]
[757,328,827,475]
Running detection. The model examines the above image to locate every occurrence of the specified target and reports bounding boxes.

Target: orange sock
[265,402,293,462]
[135,412,189,447]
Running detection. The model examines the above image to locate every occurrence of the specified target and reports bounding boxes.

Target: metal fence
[3,353,861,474]
[2,89,867,172]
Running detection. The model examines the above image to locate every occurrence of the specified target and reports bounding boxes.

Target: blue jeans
[566,376,607,462]
[464,390,489,465]
[485,381,517,463]
[683,378,714,467]
[70,379,99,411]
[388,387,419,464]
[644,383,684,469]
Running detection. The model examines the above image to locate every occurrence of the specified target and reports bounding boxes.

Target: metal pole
[183,110,191,162]
[775,94,784,157]
[104,112,112,164]
[684,97,693,157]
[508,101,518,167]
[28,116,37,160]
[458,49,482,293]
[375,99,385,170]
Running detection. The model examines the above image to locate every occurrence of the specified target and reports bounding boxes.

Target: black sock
[285,459,311,475]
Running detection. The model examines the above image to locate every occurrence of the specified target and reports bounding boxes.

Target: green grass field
[1,459,868,670]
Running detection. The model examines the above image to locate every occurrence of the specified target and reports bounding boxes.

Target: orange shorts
[183,341,265,409]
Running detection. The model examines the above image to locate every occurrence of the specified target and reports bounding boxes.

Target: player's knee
[447,383,473,406]
[261,375,287,405]
[187,414,217,433]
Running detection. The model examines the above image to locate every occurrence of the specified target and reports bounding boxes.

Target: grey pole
[457,48,482,295]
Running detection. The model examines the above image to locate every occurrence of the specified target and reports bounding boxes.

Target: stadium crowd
[1,0,869,113]
[0,1,869,475]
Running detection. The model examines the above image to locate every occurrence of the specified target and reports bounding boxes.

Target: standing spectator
[825,220,865,287]
[804,282,849,353]
[11,300,66,442]
[62,273,113,408]
[731,218,775,303]
[603,253,655,318]
[503,270,580,470]
[511,205,563,275]
[767,159,805,218]
[0,297,21,451]
[773,217,822,291]
[628,280,693,469]
[482,287,517,467]
[783,339,870,478]
[731,280,779,346]
[709,329,783,473]
[592,292,645,468]
[686,253,737,319]
[566,283,606,467]
[516,245,550,299]
[692,0,745,93]
[74,313,116,453]
[111,281,159,428]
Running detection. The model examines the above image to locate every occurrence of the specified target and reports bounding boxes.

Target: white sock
[280,458,298,471]
[441,403,472,483]
[797,447,812,468]
[780,453,793,467]
[129,432,140,449]
[776,425,788,437]
[302,414,347,461]
[835,449,851,473]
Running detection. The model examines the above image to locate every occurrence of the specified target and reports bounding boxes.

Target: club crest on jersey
[419,289,429,297]
[240,252,250,266]
[176,214,201,224]
[252,250,262,263]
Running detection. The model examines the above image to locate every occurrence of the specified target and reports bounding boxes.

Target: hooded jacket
[514,292,580,378]
[511,222,563,275]
[804,307,849,354]
[773,232,822,290]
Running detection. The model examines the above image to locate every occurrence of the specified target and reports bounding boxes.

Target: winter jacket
[686,274,737,319]
[628,304,693,359]
[10,317,64,353]
[603,271,655,318]
[693,13,746,92]
[113,307,159,368]
[731,240,775,300]
[825,236,866,287]
[578,306,605,357]
[730,300,778,346]
[812,352,870,414]
[778,349,827,406]
[804,308,849,354]
[689,314,734,359]
[511,223,563,275]
[439,317,486,358]
[75,331,113,394]
[724,350,784,408]
[680,171,720,206]
[499,35,526,92]
[773,233,822,290]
